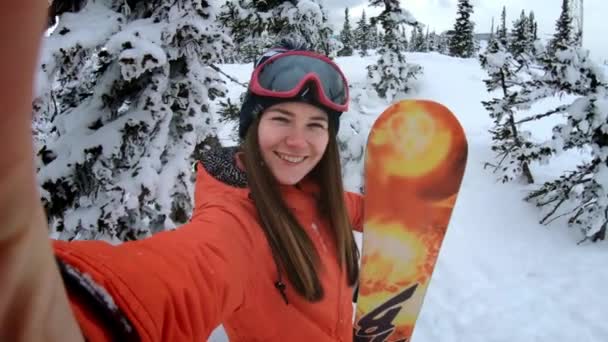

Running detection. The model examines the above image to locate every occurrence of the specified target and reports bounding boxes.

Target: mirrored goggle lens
[256,55,347,106]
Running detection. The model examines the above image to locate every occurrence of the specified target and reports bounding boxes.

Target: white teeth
[277,152,306,163]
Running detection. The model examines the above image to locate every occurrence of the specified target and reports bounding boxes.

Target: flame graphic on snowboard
[354,100,468,342]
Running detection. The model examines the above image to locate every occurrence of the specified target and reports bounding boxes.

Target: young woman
[0,3,362,342]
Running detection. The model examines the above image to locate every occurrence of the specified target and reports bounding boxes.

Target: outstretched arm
[53,205,256,341]
[0,2,83,342]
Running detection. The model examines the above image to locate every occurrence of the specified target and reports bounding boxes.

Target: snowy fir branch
[514,105,569,125]
[209,64,247,88]
[525,159,608,242]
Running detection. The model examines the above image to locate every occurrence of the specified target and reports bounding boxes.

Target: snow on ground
[209,51,608,341]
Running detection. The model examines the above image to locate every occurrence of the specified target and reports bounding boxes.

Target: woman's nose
[284,127,308,149]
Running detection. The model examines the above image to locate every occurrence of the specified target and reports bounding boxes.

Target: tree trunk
[500,70,534,184]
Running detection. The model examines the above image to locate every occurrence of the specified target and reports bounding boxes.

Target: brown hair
[240,113,359,301]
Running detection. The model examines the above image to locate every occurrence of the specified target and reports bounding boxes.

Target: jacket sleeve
[345,191,364,233]
[53,203,255,342]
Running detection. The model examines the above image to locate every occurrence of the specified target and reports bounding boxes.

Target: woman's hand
[0,2,83,341]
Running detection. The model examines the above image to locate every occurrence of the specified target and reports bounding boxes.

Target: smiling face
[257,101,330,185]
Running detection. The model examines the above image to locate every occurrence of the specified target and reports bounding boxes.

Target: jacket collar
[198,146,247,189]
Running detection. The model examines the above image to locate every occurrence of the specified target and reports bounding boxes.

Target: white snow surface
[207,52,608,341]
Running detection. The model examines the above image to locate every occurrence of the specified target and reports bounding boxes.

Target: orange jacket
[53,148,363,341]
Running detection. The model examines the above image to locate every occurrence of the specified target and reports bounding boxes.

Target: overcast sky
[323,0,607,62]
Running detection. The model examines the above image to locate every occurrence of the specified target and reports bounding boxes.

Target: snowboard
[353,100,468,342]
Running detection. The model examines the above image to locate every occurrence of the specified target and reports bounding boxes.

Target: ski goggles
[249,50,350,112]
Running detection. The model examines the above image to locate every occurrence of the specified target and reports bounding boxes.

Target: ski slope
[209,52,608,341]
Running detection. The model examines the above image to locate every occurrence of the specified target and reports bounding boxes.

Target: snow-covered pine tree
[549,0,574,54]
[368,22,380,50]
[529,11,538,41]
[413,25,426,52]
[525,46,608,242]
[473,35,481,56]
[399,25,409,51]
[479,38,545,184]
[509,10,533,59]
[436,31,450,55]
[219,0,335,61]
[428,31,439,52]
[307,2,340,57]
[489,16,495,43]
[497,6,508,48]
[367,0,421,100]
[271,0,336,56]
[527,11,541,56]
[338,7,354,56]
[408,26,417,52]
[354,9,370,56]
[448,0,475,58]
[35,0,230,241]
[424,26,430,52]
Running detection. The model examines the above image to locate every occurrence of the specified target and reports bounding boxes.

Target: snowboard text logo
[353,283,418,342]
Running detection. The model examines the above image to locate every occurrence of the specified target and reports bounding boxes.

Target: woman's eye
[309,122,327,129]
[271,116,289,122]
